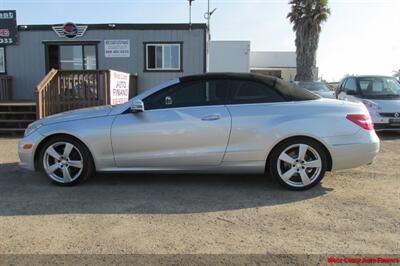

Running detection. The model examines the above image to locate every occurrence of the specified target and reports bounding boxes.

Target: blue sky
[2,0,399,81]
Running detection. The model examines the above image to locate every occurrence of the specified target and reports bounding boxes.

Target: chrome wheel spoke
[281,168,297,181]
[62,167,72,182]
[45,163,59,174]
[298,144,308,160]
[46,146,61,160]
[279,152,295,165]
[63,143,74,158]
[299,170,311,185]
[68,160,83,169]
[304,159,321,169]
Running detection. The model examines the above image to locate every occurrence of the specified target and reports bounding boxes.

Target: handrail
[36,69,58,119]
[0,75,12,80]
[36,68,58,93]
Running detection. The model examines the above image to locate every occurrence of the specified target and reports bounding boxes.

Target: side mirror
[130,100,145,113]
[346,90,358,96]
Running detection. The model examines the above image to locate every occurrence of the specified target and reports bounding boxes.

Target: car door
[111,79,231,168]
[222,79,288,162]
[337,78,360,102]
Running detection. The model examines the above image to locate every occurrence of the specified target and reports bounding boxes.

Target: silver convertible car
[19,73,380,190]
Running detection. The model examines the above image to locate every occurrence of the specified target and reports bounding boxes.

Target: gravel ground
[0,133,399,264]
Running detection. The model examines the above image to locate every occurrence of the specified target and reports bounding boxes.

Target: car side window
[143,79,228,110]
[343,78,357,93]
[227,80,285,104]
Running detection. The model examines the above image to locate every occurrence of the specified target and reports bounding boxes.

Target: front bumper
[374,123,400,131]
[370,111,400,131]
[18,130,45,171]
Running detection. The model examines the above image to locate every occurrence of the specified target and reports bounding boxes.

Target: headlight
[24,123,42,137]
[362,99,381,110]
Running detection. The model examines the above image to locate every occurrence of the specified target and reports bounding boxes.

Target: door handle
[201,114,221,121]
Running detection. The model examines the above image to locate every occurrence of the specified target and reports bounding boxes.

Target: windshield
[297,82,331,92]
[358,77,400,97]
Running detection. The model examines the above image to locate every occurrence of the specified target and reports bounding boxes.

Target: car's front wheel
[269,138,327,190]
[39,136,94,186]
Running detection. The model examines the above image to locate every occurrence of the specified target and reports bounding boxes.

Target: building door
[46,44,97,72]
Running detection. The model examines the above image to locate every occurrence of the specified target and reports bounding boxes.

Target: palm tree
[393,69,400,80]
[288,0,330,81]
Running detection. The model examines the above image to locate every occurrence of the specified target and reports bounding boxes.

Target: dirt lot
[0,133,399,264]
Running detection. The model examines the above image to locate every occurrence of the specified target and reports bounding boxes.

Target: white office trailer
[2,22,208,100]
[208,41,298,81]
[250,51,297,81]
[208,41,250,73]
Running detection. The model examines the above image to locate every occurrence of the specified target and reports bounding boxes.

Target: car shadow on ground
[0,162,333,216]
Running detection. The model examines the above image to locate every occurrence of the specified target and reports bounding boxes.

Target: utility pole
[207,0,210,33]
[204,0,216,40]
[188,0,195,30]
[203,0,216,72]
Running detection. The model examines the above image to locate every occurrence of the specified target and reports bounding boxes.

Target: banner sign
[105,40,130,58]
[0,10,17,45]
[109,70,130,105]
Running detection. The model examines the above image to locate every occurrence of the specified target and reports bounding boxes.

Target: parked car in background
[19,73,379,191]
[327,82,339,91]
[336,75,400,131]
[294,81,336,99]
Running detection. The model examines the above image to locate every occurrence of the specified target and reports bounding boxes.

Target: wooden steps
[0,102,36,136]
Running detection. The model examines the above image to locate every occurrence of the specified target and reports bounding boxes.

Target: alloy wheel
[276,143,322,188]
[43,141,84,183]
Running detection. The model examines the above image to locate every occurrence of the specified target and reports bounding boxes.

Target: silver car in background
[294,81,336,99]
[19,73,380,190]
[336,75,400,131]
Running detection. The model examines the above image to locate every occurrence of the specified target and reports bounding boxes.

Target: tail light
[346,114,374,130]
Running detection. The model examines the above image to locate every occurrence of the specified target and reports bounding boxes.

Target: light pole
[204,0,216,40]
[203,0,216,72]
[188,0,195,30]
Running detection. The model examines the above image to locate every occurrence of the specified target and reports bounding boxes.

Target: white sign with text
[109,70,130,105]
[105,40,130,58]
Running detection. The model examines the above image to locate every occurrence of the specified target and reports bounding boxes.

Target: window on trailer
[146,43,181,71]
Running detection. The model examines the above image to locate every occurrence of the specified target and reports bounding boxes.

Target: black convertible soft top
[179,72,320,101]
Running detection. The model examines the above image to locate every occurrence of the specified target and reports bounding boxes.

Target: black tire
[268,138,327,191]
[38,136,94,186]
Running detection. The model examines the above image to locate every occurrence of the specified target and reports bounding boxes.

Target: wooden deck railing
[0,75,12,101]
[36,69,118,119]
[36,69,138,119]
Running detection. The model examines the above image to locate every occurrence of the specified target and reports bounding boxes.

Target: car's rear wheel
[39,136,93,186]
[269,138,327,190]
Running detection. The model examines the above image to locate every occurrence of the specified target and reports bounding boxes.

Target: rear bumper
[323,129,380,171]
[329,141,379,171]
